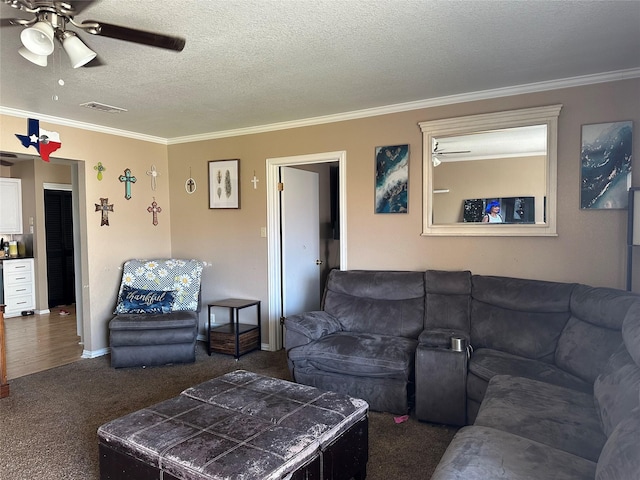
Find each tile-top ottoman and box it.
[98,370,369,480]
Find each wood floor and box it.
[4,305,83,380]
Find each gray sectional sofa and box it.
[284,269,640,479]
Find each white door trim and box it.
[266,151,347,351]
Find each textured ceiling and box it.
[0,0,639,141]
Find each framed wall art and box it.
[580,121,632,209]
[375,144,409,213]
[209,159,240,209]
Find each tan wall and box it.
[168,78,639,347]
[1,77,638,354]
[0,115,171,354]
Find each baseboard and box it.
[36,309,50,315]
[82,347,110,359]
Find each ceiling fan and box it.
[432,141,471,155]
[431,141,471,166]
[2,0,186,68]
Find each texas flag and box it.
[15,118,62,162]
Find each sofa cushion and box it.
[425,269,471,333]
[109,311,199,331]
[467,348,591,403]
[470,276,574,362]
[554,286,639,385]
[115,286,175,314]
[284,311,343,343]
[555,316,623,384]
[322,270,425,338]
[287,332,417,380]
[571,284,640,330]
[595,406,640,480]
[431,425,597,480]
[622,301,640,367]
[593,344,640,437]
[474,375,606,462]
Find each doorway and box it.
[266,151,347,351]
[44,187,75,307]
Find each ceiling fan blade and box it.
[435,150,471,155]
[82,20,185,51]
[0,151,18,166]
[0,17,31,27]
[68,0,101,16]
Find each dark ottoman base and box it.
[98,370,368,480]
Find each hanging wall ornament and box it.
[147,198,162,226]
[15,118,62,162]
[119,168,137,200]
[251,170,259,189]
[146,164,160,191]
[94,162,106,181]
[95,198,114,226]
[185,167,196,194]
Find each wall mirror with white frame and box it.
[419,104,562,236]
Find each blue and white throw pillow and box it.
[117,286,175,314]
[115,259,204,313]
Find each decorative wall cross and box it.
[95,198,114,226]
[119,168,137,199]
[147,198,162,226]
[94,162,106,181]
[146,164,159,191]
[185,177,196,194]
[251,170,259,189]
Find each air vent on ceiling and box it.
[80,102,128,114]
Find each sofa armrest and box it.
[284,311,342,349]
[419,328,470,349]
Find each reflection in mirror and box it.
[420,105,562,236]
[433,125,546,224]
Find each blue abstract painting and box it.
[375,144,409,213]
[581,121,632,209]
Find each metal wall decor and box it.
[119,168,137,200]
[94,162,106,180]
[15,118,62,162]
[185,167,196,194]
[95,198,114,226]
[146,164,160,191]
[147,198,161,226]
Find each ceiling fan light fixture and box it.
[20,20,55,56]
[18,46,48,67]
[59,31,96,68]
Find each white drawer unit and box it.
[3,258,35,318]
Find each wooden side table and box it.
[207,299,261,359]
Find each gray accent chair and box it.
[285,269,425,414]
[109,259,203,368]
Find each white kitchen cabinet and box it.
[0,178,23,234]
[3,258,35,318]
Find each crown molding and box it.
[2,68,639,145]
[0,106,168,145]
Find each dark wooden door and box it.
[44,189,75,308]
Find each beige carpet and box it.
[0,343,456,479]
